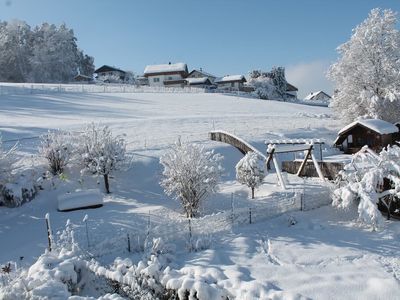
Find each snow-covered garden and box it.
[0,87,399,299]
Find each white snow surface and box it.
[0,88,399,299]
[338,118,399,135]
[144,62,187,75]
[186,77,210,84]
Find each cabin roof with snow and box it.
[215,75,246,84]
[334,119,399,154]
[338,119,399,136]
[94,65,126,74]
[143,63,188,77]
[305,91,331,100]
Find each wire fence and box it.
[47,189,331,260]
[0,83,207,95]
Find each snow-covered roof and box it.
[215,75,246,83]
[304,91,331,100]
[144,63,187,75]
[186,77,211,84]
[188,69,216,78]
[338,119,399,135]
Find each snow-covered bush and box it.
[236,152,265,199]
[0,134,16,185]
[328,8,400,123]
[160,141,223,218]
[332,145,400,228]
[248,67,288,101]
[78,123,127,194]
[39,129,73,175]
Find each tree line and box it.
[0,19,94,83]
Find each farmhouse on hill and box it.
[186,77,213,88]
[334,118,400,154]
[215,75,247,91]
[305,91,331,101]
[94,65,127,82]
[286,83,298,99]
[144,62,189,87]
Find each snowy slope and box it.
[0,90,399,299]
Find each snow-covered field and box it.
[0,89,399,299]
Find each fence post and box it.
[127,233,131,252]
[45,213,52,252]
[249,207,252,224]
[83,214,90,249]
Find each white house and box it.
[215,75,246,91]
[144,62,188,87]
[305,91,331,101]
[187,69,217,82]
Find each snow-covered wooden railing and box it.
[208,130,266,160]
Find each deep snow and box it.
[0,89,399,299]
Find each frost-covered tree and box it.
[328,8,400,123]
[248,68,288,100]
[0,133,16,186]
[39,130,73,175]
[333,145,400,228]
[160,141,223,218]
[79,123,127,194]
[0,20,32,82]
[236,152,265,199]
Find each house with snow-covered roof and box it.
[334,118,400,154]
[305,91,331,102]
[94,65,126,82]
[144,62,188,87]
[187,69,217,83]
[186,77,213,88]
[215,75,246,91]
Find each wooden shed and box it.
[334,119,399,154]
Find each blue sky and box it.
[1,0,400,97]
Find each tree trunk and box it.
[104,174,110,194]
[251,187,255,199]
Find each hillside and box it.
[0,90,399,300]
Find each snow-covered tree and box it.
[0,20,32,82]
[79,123,127,194]
[236,152,265,199]
[39,130,73,175]
[333,145,400,228]
[0,133,16,186]
[328,8,400,123]
[248,73,277,100]
[160,141,223,218]
[248,67,288,100]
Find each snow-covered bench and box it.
[57,189,103,212]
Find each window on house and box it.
[168,77,173,80]
[231,82,235,87]
[153,78,160,82]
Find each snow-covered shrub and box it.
[0,134,16,185]
[39,129,73,175]
[1,169,38,207]
[236,152,265,199]
[248,67,288,101]
[160,141,223,218]
[78,123,127,193]
[332,145,400,228]
[328,8,400,123]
